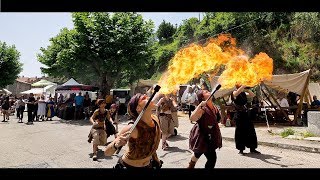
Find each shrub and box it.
[280,128,295,138]
[300,131,316,138]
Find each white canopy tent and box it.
[44,84,57,96]
[32,79,56,87]
[20,88,44,95]
[0,88,12,95]
[55,78,98,100]
[62,78,81,86]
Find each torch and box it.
[206,84,222,102]
[115,85,161,154]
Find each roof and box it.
[15,79,32,85]
[17,76,41,84]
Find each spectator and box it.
[1,96,10,122]
[16,96,26,123]
[182,86,198,121]
[37,95,47,121]
[46,97,55,121]
[74,92,84,120]
[26,93,36,125]
[311,95,320,108]
[277,93,289,108]
[83,94,92,121]
[33,97,40,121]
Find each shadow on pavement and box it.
[160,146,192,158]
[244,152,303,167]
[53,119,92,126]
[168,135,188,142]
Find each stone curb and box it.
[222,137,320,154]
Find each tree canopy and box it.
[0,41,22,88]
[38,12,155,96]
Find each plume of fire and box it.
[158,34,273,94]
[218,53,273,89]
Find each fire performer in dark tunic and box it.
[188,89,222,169]
[231,84,261,155]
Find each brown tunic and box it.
[189,104,222,153]
[159,98,174,113]
[124,115,161,160]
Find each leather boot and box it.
[187,160,196,169]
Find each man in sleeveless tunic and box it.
[156,94,175,150]
[89,99,108,161]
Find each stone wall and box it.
[307,111,320,136]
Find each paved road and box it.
[1,113,320,168]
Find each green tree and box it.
[0,41,22,88]
[38,12,155,96]
[156,20,176,44]
[175,17,200,47]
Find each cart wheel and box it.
[174,128,178,136]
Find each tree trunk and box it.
[99,74,114,99]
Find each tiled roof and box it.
[17,76,41,84]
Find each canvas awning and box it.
[263,69,310,96]
[137,79,158,87]
[209,69,311,100]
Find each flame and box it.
[218,53,273,89]
[158,34,273,94]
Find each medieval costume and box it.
[231,86,260,154]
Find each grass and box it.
[280,128,295,138]
[300,131,316,138]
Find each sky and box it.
[0,13,202,77]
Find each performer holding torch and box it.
[231,84,260,155]
[188,85,222,169]
[104,85,163,169]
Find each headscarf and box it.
[127,93,143,120]
[96,99,106,107]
